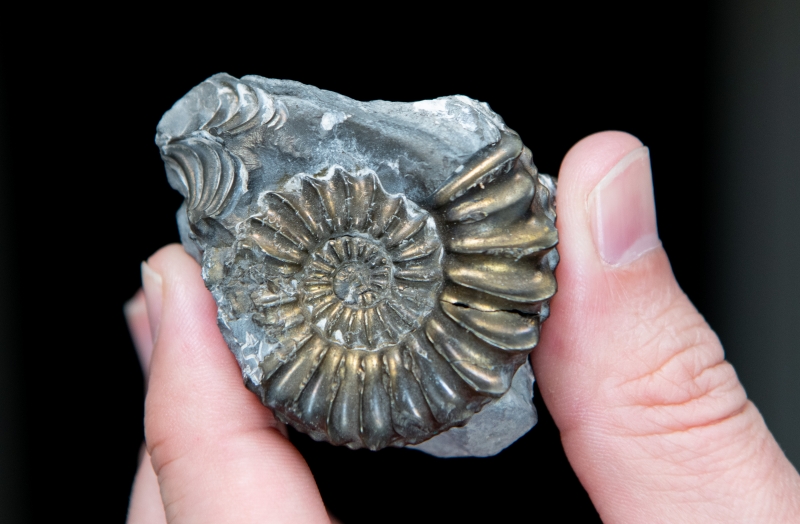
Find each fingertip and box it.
[560,131,644,187]
[145,243,195,270]
[553,132,648,276]
[123,288,147,321]
[124,289,154,374]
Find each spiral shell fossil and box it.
[157,74,558,452]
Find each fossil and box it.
[156,74,558,453]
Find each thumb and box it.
[532,131,800,522]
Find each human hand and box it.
[125,131,800,523]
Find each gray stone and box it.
[156,73,558,457]
[410,360,537,457]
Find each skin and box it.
[125,132,800,523]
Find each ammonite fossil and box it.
[156,74,558,454]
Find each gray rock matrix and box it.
[156,73,558,457]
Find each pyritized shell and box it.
[157,74,558,450]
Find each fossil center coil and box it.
[240,171,444,354]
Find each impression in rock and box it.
[156,74,559,451]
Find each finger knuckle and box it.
[612,294,748,436]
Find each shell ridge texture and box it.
[158,74,558,452]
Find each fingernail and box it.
[588,146,661,266]
[141,261,164,344]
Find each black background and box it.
[1,2,798,522]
